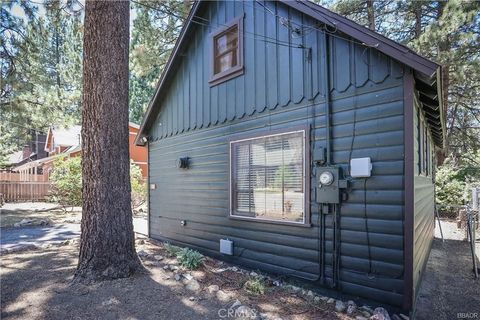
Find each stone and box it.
[231,267,238,272]
[399,314,409,320]
[327,298,335,304]
[137,250,149,257]
[169,265,179,271]
[163,265,169,270]
[188,296,196,301]
[185,279,201,292]
[183,273,193,280]
[320,296,329,301]
[355,317,368,320]
[259,313,269,320]
[154,255,164,261]
[272,280,281,287]
[235,306,256,319]
[207,284,219,293]
[361,310,372,318]
[306,290,314,299]
[347,303,357,315]
[250,271,258,277]
[230,299,242,309]
[335,300,346,313]
[136,239,145,245]
[174,274,181,281]
[314,296,321,303]
[361,306,375,314]
[290,285,301,293]
[216,290,231,303]
[373,307,391,320]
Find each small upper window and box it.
[210,16,244,86]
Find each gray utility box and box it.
[220,239,233,255]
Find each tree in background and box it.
[76,0,142,282]
[0,0,83,165]
[128,0,191,124]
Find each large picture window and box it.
[230,130,307,224]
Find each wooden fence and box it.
[0,171,47,182]
[0,181,52,202]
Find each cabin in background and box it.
[136,0,444,314]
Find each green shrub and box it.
[130,161,147,208]
[164,242,182,257]
[50,157,82,206]
[176,247,204,269]
[244,276,266,295]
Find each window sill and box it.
[229,214,311,228]
[209,66,244,87]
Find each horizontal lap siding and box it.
[148,0,406,308]
[412,97,434,300]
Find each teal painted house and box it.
[136,0,445,313]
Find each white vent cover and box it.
[220,239,233,255]
[350,157,372,178]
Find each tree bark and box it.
[366,0,375,31]
[75,0,142,283]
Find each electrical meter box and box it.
[316,167,348,204]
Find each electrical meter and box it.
[315,167,348,204]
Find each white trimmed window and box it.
[230,130,307,224]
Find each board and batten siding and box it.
[147,1,406,307]
[412,93,435,302]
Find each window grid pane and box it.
[232,131,305,223]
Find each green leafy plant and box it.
[176,247,204,270]
[164,242,182,257]
[244,276,267,295]
[49,157,82,206]
[130,161,147,209]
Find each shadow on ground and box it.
[0,247,224,320]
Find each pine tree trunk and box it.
[75,0,143,283]
[366,0,375,31]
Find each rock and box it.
[230,299,242,309]
[174,274,181,281]
[320,296,329,301]
[355,317,368,320]
[306,290,314,299]
[290,285,301,293]
[361,310,372,318]
[183,273,193,280]
[207,284,219,293]
[272,280,281,287]
[185,279,201,292]
[163,265,169,270]
[314,296,321,303]
[399,314,409,320]
[335,300,346,313]
[136,239,145,245]
[250,271,258,277]
[137,250,149,257]
[259,313,269,320]
[327,298,335,304]
[231,267,238,272]
[373,307,391,320]
[216,290,231,303]
[347,303,357,315]
[163,276,171,280]
[188,296,196,301]
[235,305,256,319]
[169,265,179,271]
[361,306,375,314]
[154,255,164,261]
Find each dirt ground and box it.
[0,240,355,320]
[415,221,480,320]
